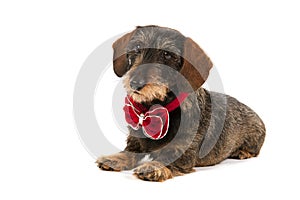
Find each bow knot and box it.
[138,113,145,125]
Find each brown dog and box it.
[96,25,266,181]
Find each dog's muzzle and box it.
[130,78,146,91]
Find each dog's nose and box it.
[130,79,146,91]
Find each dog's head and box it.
[113,25,213,103]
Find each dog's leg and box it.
[133,146,196,181]
[134,161,173,182]
[133,160,193,182]
[230,123,266,160]
[97,135,143,171]
[96,151,140,171]
[230,149,258,159]
[230,133,265,159]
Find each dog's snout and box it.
[130,79,146,91]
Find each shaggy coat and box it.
[97,25,266,182]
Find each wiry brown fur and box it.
[97,25,266,182]
[122,59,169,103]
[130,84,168,103]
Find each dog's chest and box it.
[138,154,153,165]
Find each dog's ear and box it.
[180,37,213,90]
[113,31,135,77]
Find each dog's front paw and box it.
[134,161,172,182]
[96,153,131,171]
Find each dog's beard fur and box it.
[123,72,169,103]
[131,84,168,103]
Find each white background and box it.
[1,0,300,199]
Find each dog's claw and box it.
[98,161,117,171]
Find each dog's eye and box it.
[163,51,172,60]
[134,44,141,54]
